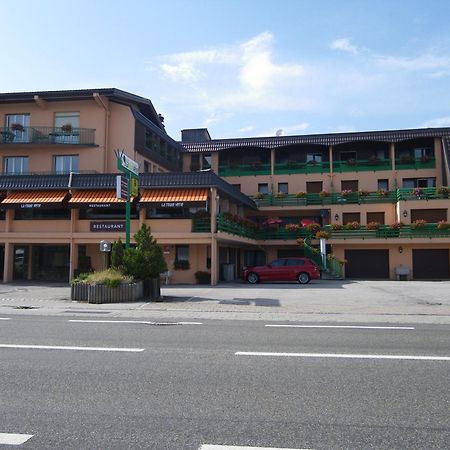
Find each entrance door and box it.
[412,249,449,279]
[32,245,70,282]
[345,249,389,279]
[13,246,29,280]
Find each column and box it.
[211,235,218,286]
[3,242,13,283]
[270,149,275,176]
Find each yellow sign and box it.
[130,177,139,197]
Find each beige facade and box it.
[0,89,449,284]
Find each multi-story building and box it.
[0,88,449,284]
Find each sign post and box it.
[115,150,139,248]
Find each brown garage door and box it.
[345,249,389,279]
[412,249,450,279]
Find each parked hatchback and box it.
[243,257,320,284]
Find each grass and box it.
[73,268,133,287]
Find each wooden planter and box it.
[71,281,143,304]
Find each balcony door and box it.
[54,112,80,144]
[6,114,30,143]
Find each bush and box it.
[111,238,124,270]
[344,221,360,230]
[366,221,381,230]
[437,220,449,230]
[411,219,427,229]
[74,269,132,286]
[195,271,211,284]
[306,222,321,232]
[295,191,306,198]
[315,230,330,239]
[123,224,167,280]
[330,223,343,230]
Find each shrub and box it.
[315,230,330,239]
[341,189,352,197]
[319,190,330,198]
[285,223,301,232]
[306,222,321,232]
[194,271,211,284]
[437,220,449,230]
[330,223,343,230]
[366,221,381,230]
[295,191,306,198]
[436,186,449,195]
[411,219,427,229]
[111,238,124,270]
[358,190,370,197]
[389,221,404,230]
[123,224,167,280]
[276,191,287,198]
[344,221,360,230]
[75,268,132,286]
[377,189,389,197]
[254,192,264,199]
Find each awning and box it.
[69,189,127,208]
[1,190,69,209]
[139,188,208,207]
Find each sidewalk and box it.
[0,280,449,324]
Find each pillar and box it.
[3,242,13,283]
[211,236,218,286]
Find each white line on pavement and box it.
[0,318,11,320]
[0,433,33,445]
[265,325,415,330]
[0,344,144,352]
[68,320,202,325]
[235,352,450,361]
[199,446,311,450]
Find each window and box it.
[306,153,322,163]
[341,180,359,191]
[367,212,385,224]
[144,161,150,173]
[258,183,269,195]
[4,156,28,174]
[54,112,80,143]
[202,153,212,170]
[306,181,323,193]
[54,155,79,174]
[190,154,200,171]
[377,179,389,191]
[270,259,286,267]
[403,178,436,188]
[414,147,433,159]
[176,245,189,261]
[79,206,138,220]
[5,114,30,142]
[343,212,360,224]
[14,209,70,220]
[286,259,304,266]
[278,183,288,194]
[340,151,357,161]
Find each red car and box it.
[243,257,321,284]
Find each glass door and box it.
[13,246,29,280]
[6,114,30,143]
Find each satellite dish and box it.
[276,129,283,136]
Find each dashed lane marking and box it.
[0,318,11,320]
[265,325,415,330]
[68,319,202,325]
[235,351,450,361]
[0,344,144,352]
[0,433,33,445]
[199,445,312,450]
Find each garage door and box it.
[412,249,449,279]
[344,249,389,279]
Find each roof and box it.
[181,127,450,152]
[0,88,165,131]
[139,188,208,203]
[1,190,68,207]
[0,171,256,210]
[68,189,126,205]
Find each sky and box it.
[1,0,450,140]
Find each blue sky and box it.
[2,0,450,140]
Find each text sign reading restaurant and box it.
[90,221,126,232]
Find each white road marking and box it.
[235,352,450,361]
[199,446,311,450]
[0,344,144,352]
[0,433,33,445]
[0,318,11,320]
[265,325,415,330]
[68,320,202,325]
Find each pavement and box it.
[1,279,449,324]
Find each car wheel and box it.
[247,272,259,284]
[297,272,310,284]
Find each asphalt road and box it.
[1,315,449,449]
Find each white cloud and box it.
[330,38,358,55]
[375,53,450,72]
[256,122,309,137]
[238,125,254,133]
[422,116,450,127]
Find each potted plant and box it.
[306,222,321,233]
[366,221,381,230]
[330,223,343,230]
[344,221,360,230]
[315,230,330,239]
[377,188,389,198]
[411,219,427,229]
[436,186,449,197]
[61,123,73,133]
[276,191,287,199]
[358,189,370,197]
[341,189,353,197]
[389,221,404,230]
[285,223,301,232]
[437,220,449,230]
[296,237,305,246]
[295,191,306,198]
[11,123,25,132]
[319,190,330,198]
[254,192,264,199]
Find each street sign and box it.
[130,177,138,197]
[116,150,139,176]
[100,240,111,252]
[116,175,128,200]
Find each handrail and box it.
[0,126,96,145]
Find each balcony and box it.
[0,126,96,146]
[332,158,392,173]
[396,187,449,201]
[218,163,271,177]
[274,161,330,175]
[252,191,397,207]
[395,157,435,170]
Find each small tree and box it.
[123,224,167,280]
[110,238,124,270]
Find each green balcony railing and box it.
[395,157,435,170]
[0,126,96,146]
[274,161,331,175]
[396,187,449,201]
[192,218,211,232]
[333,159,392,172]
[218,163,271,177]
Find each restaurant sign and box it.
[20,203,42,209]
[90,221,125,232]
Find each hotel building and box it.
[0,89,449,284]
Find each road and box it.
[1,314,449,449]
